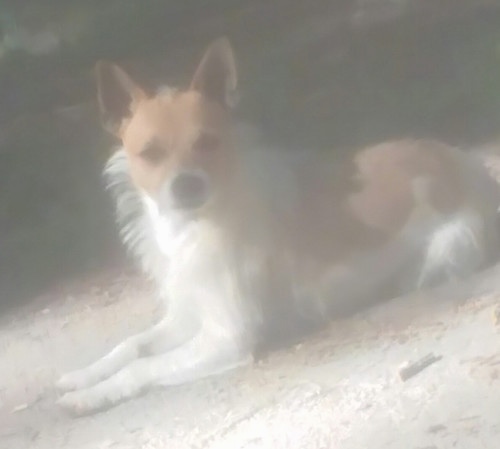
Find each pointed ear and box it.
[95,61,147,135]
[190,37,238,108]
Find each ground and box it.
[1,260,500,449]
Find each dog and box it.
[56,37,500,415]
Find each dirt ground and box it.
[1,258,500,449]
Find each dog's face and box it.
[96,38,238,215]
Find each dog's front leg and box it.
[58,332,252,416]
[56,314,198,392]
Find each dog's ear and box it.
[190,37,238,108]
[95,61,147,135]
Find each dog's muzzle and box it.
[170,171,209,210]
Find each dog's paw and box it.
[57,391,91,417]
[56,370,91,392]
[57,391,110,417]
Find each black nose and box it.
[170,173,207,209]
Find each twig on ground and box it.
[399,353,443,381]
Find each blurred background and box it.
[1,0,500,308]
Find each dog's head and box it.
[97,38,238,216]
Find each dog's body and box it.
[57,38,500,415]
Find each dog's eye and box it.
[193,132,219,153]
[140,143,166,164]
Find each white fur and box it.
[417,209,485,287]
[57,149,260,414]
[102,150,168,283]
[413,150,500,288]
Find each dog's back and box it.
[228,135,500,345]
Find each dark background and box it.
[1,0,500,307]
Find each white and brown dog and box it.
[57,37,500,415]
